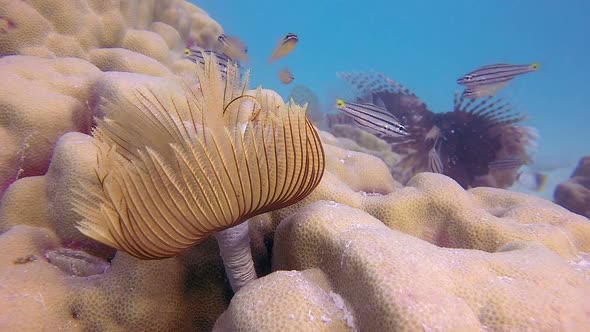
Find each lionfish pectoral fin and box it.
[428,148,444,174]
[371,95,386,109]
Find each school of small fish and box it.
[183,32,299,85]
[270,33,299,84]
[180,28,548,191]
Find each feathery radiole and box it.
[72,54,325,291]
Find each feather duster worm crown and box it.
[72,55,325,259]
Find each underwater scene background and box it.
[200,0,590,200]
[1,0,589,330]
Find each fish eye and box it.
[184,48,191,56]
[464,75,473,81]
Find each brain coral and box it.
[0,0,224,197]
[0,0,222,63]
[2,131,590,330]
[0,56,101,195]
[324,128,400,170]
[0,225,231,331]
[249,170,590,258]
[218,175,590,331]
[0,115,398,331]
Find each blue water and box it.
[198,0,589,196]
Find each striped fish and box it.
[335,99,408,137]
[184,47,234,78]
[458,63,539,87]
[457,63,539,98]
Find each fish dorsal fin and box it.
[477,63,511,70]
[371,95,386,109]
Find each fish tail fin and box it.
[517,171,548,192]
[534,172,548,192]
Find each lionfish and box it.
[332,71,538,189]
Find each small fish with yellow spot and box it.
[458,63,539,99]
[335,98,408,137]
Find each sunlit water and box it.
[198,0,590,200]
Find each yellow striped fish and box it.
[458,63,539,99]
[336,99,408,137]
[184,46,235,79]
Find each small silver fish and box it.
[335,99,408,137]
[458,63,539,98]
